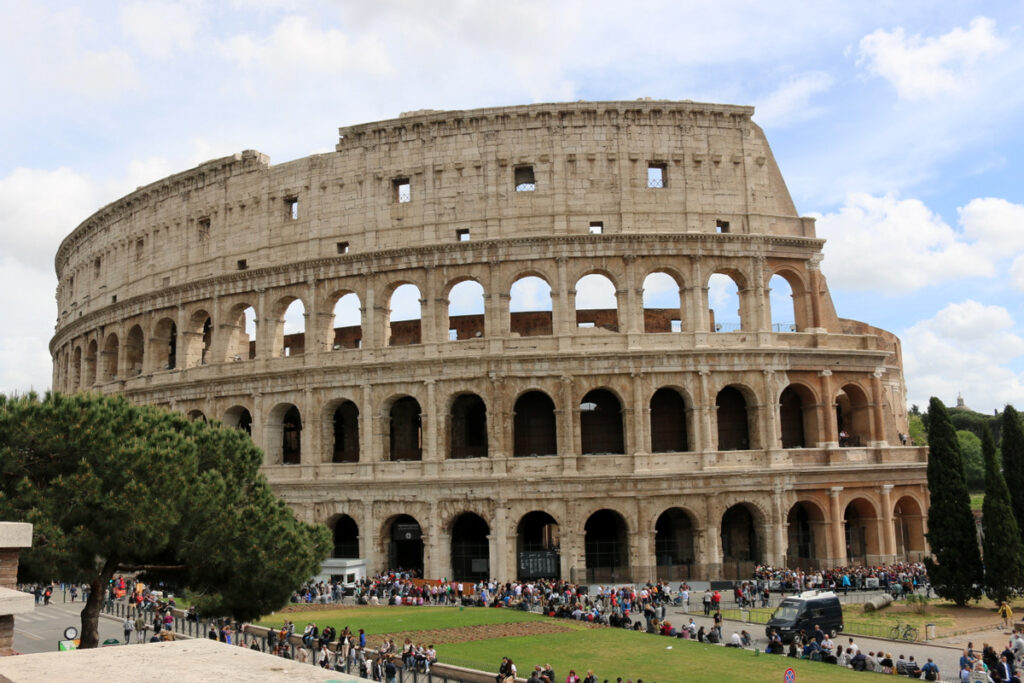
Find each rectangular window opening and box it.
[448,329,458,341]
[456,228,470,242]
[135,239,144,262]
[237,259,248,271]
[716,220,730,233]
[336,241,350,254]
[284,196,299,220]
[393,178,411,203]
[514,166,536,192]
[197,217,211,242]
[578,321,596,328]
[648,163,667,188]
[589,221,604,234]
[111,295,117,304]
[93,257,101,278]
[671,319,682,332]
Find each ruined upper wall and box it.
[52,100,813,323]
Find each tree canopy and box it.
[1001,405,1024,541]
[981,425,1024,604]
[0,392,330,648]
[923,397,982,606]
[957,430,984,491]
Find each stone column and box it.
[828,487,846,567]
[491,504,508,581]
[761,369,780,450]
[818,370,837,447]
[559,375,576,468]
[631,371,648,456]
[553,256,571,344]
[698,369,715,463]
[360,384,375,464]
[303,387,319,466]
[423,380,440,467]
[807,254,824,330]
[771,486,786,566]
[622,254,643,341]
[255,288,271,358]
[870,370,888,446]
[363,285,378,349]
[879,484,897,562]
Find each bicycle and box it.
[888,623,919,641]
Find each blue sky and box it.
[1,1,1023,413]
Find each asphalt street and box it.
[13,600,130,654]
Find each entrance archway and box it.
[385,515,424,576]
[333,515,359,558]
[786,501,828,570]
[844,498,881,564]
[450,513,490,581]
[721,504,762,580]
[893,496,926,561]
[584,509,629,583]
[516,511,560,580]
[655,508,695,580]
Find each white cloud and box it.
[389,284,421,321]
[120,1,199,59]
[903,300,1024,413]
[857,17,1005,100]
[0,255,58,395]
[958,197,1024,259]
[574,274,616,311]
[448,281,484,316]
[510,277,551,313]
[815,193,992,293]
[1010,255,1024,292]
[755,72,834,128]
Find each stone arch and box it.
[325,398,359,463]
[513,390,557,457]
[893,495,926,561]
[721,503,765,579]
[574,272,619,331]
[326,290,362,350]
[584,508,630,583]
[331,514,360,559]
[266,402,302,465]
[182,308,213,368]
[386,395,422,461]
[786,500,828,570]
[224,302,257,361]
[655,507,696,580]
[125,325,144,376]
[449,393,488,459]
[186,409,206,422]
[273,296,306,357]
[382,514,424,575]
[509,274,553,337]
[516,511,561,580]
[844,496,881,565]
[650,386,691,453]
[446,279,486,340]
[780,383,820,448]
[223,405,252,436]
[716,384,754,450]
[707,269,748,332]
[100,332,119,382]
[768,268,810,332]
[580,387,625,455]
[450,512,490,581]
[836,382,872,446]
[642,270,684,333]
[83,339,98,387]
[384,281,422,347]
[70,345,82,389]
[151,316,177,370]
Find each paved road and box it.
[13,601,130,654]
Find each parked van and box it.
[765,590,843,642]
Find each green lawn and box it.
[270,606,865,683]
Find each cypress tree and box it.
[1001,405,1024,538]
[923,397,983,605]
[982,425,1024,604]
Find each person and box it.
[582,671,597,683]
[134,613,147,643]
[208,623,217,640]
[997,653,1016,682]
[879,652,894,675]
[713,610,723,639]
[123,616,133,645]
[702,590,711,615]
[385,655,398,683]
[424,644,436,673]
[1001,602,1015,630]
[728,631,742,647]
[319,643,331,668]
[920,657,940,681]
[543,663,556,683]
[566,671,581,683]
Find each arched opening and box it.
[332,515,359,559]
[836,384,872,447]
[780,385,810,448]
[125,325,144,376]
[584,509,629,583]
[449,394,488,459]
[100,333,118,382]
[516,511,560,580]
[786,501,828,571]
[643,271,683,333]
[223,405,252,436]
[282,405,302,464]
[186,409,206,422]
[389,397,422,461]
[330,292,362,350]
[388,283,421,346]
[655,508,695,580]
[768,274,797,332]
[716,386,750,450]
[83,340,97,387]
[650,387,689,452]
[893,496,926,561]
[450,513,490,581]
[574,273,618,331]
[183,310,213,367]
[385,515,423,575]
[708,272,742,332]
[152,317,177,370]
[580,388,624,454]
[721,504,762,580]
[844,498,881,565]
[509,275,552,337]
[71,346,82,389]
[280,298,306,357]
[447,280,485,340]
[225,304,257,361]
[513,391,557,457]
[332,400,360,463]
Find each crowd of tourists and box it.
[751,562,930,595]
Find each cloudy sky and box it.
[2,1,1023,413]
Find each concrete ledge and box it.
[0,588,35,616]
[0,523,32,549]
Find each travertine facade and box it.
[51,100,927,582]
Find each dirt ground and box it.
[364,620,579,648]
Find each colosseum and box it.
[50,99,928,583]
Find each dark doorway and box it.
[513,391,557,456]
[282,405,302,464]
[333,515,359,558]
[333,401,360,463]
[516,511,560,580]
[451,513,490,581]
[716,386,749,450]
[580,389,624,454]
[650,388,689,452]
[584,509,629,583]
[388,515,424,575]
[655,508,695,580]
[779,386,806,448]
[450,394,488,459]
[389,397,422,461]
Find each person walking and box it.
[1000,601,1014,630]
[134,613,147,643]
[123,616,134,645]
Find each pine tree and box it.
[1001,405,1024,540]
[923,397,983,605]
[982,425,1024,604]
